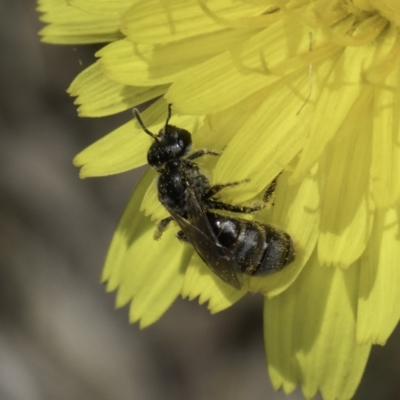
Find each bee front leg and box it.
[154,216,174,240]
[187,149,221,160]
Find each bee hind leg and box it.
[204,179,250,199]
[206,199,265,214]
[263,176,279,203]
[154,216,174,240]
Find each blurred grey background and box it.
[1,1,400,399]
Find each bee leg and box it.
[154,216,174,240]
[204,179,250,199]
[176,230,188,242]
[263,173,282,203]
[187,149,221,160]
[263,177,278,203]
[206,199,265,214]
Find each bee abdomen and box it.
[255,227,295,275]
[234,221,266,275]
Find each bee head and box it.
[133,105,192,170]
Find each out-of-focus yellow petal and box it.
[357,207,400,345]
[122,0,267,44]
[318,89,375,268]
[371,65,400,208]
[125,221,188,328]
[68,0,133,16]
[38,0,122,44]
[103,170,155,289]
[68,62,168,117]
[97,29,254,86]
[265,252,371,399]
[249,165,320,297]
[182,254,246,313]
[103,170,188,328]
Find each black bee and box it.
[172,189,294,289]
[133,105,295,289]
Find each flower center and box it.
[352,0,375,12]
[349,0,400,27]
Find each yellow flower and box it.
[38,0,400,399]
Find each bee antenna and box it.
[132,108,158,140]
[165,104,172,129]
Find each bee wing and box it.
[168,190,242,289]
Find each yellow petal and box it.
[103,169,155,289]
[182,253,246,313]
[38,0,121,44]
[249,165,320,297]
[357,207,400,345]
[122,0,267,44]
[74,99,204,177]
[73,101,162,178]
[371,65,400,208]
[191,101,254,152]
[264,252,371,399]
[212,70,312,203]
[167,18,340,115]
[291,44,377,182]
[97,41,172,86]
[103,170,187,328]
[68,61,168,117]
[68,0,133,16]
[318,89,374,268]
[97,29,254,86]
[126,223,187,328]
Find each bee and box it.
[133,105,295,289]
[172,189,295,289]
